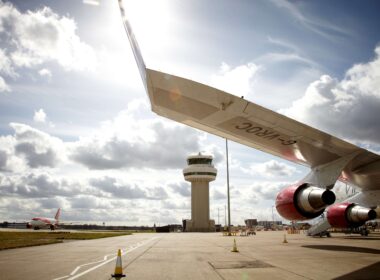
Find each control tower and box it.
[183,153,217,232]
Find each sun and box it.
[122,0,175,56]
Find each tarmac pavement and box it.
[0,231,379,280]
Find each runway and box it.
[0,231,379,279]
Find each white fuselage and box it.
[30,217,57,229]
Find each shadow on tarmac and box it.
[302,245,380,254]
[333,261,380,280]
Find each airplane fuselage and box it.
[29,217,58,230]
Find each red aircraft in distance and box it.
[26,208,61,230]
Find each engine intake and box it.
[276,183,336,220]
[327,203,377,228]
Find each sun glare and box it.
[124,0,175,57]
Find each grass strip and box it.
[0,231,132,250]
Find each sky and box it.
[0,0,379,226]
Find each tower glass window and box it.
[187,158,212,165]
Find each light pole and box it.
[226,138,231,233]
[224,205,227,227]
[271,205,275,229]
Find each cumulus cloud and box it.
[169,182,190,197]
[33,109,46,123]
[250,181,290,201]
[0,173,88,198]
[0,150,7,170]
[0,123,63,171]
[0,99,223,172]
[0,76,10,92]
[90,176,168,200]
[70,100,220,170]
[253,160,296,178]
[0,48,16,77]
[0,1,96,88]
[161,200,189,210]
[10,123,63,168]
[212,189,226,200]
[71,123,200,170]
[38,68,52,78]
[281,46,380,146]
[90,176,148,199]
[210,62,260,98]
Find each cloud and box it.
[0,76,10,92]
[90,176,148,199]
[250,181,290,201]
[212,189,226,200]
[161,200,189,210]
[90,176,168,200]
[71,123,200,170]
[0,1,96,88]
[0,150,7,170]
[147,186,168,200]
[257,52,317,68]
[0,48,16,77]
[37,197,67,209]
[0,123,63,171]
[269,0,351,40]
[0,172,86,198]
[38,68,52,78]
[70,100,209,170]
[70,195,115,209]
[82,0,100,6]
[169,182,190,197]
[0,99,223,172]
[210,62,260,98]
[33,109,46,123]
[253,160,296,178]
[281,46,380,146]
[10,123,63,168]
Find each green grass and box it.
[0,231,132,250]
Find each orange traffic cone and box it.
[111,249,126,278]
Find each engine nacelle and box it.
[276,183,336,220]
[327,203,377,228]
[26,223,32,229]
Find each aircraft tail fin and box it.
[55,208,61,221]
[118,0,147,92]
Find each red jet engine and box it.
[327,203,377,228]
[276,183,336,220]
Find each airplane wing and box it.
[118,0,380,191]
[145,70,380,190]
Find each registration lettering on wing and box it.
[218,117,297,146]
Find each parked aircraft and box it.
[118,0,379,235]
[26,208,61,230]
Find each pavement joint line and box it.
[207,261,226,280]
[236,244,315,280]
[52,237,159,280]
[115,236,163,277]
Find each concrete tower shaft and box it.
[183,154,217,232]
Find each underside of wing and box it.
[145,69,380,190]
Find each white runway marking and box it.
[52,237,158,280]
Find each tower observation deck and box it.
[183,153,217,232]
